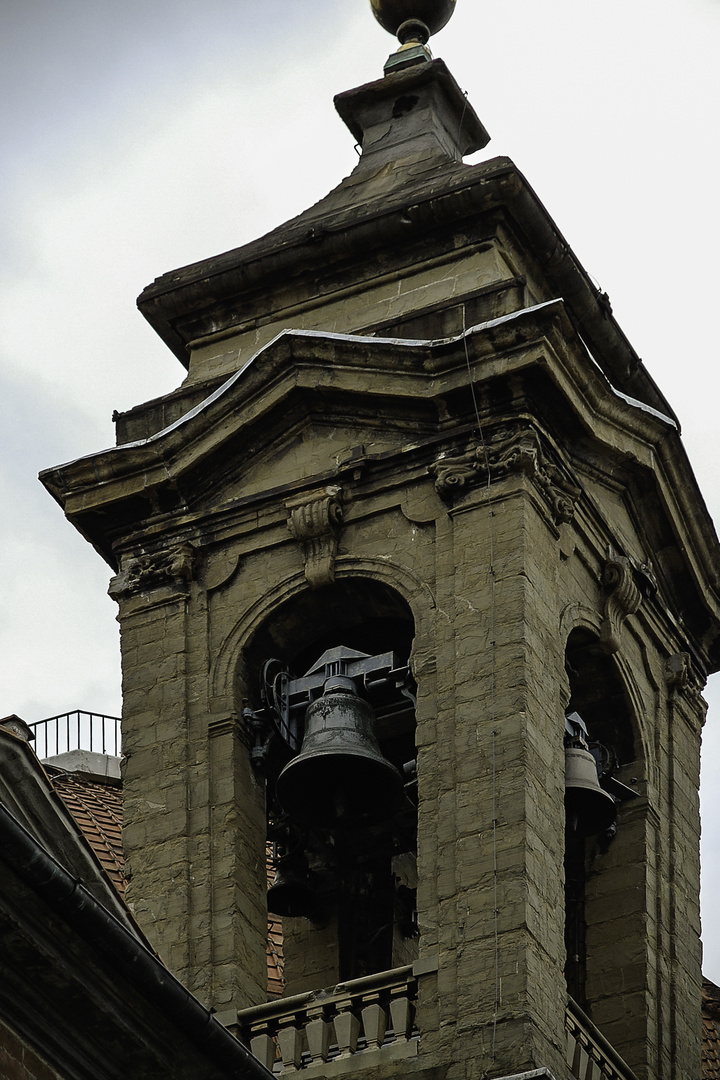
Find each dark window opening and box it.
[242,580,418,996]
[563,629,638,1009]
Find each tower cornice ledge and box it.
[40,305,720,668]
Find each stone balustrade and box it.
[236,959,437,1073]
[566,999,639,1080]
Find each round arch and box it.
[560,603,648,772]
[211,557,435,708]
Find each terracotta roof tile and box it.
[51,773,125,896]
[704,979,720,1079]
[266,851,285,997]
[267,914,285,998]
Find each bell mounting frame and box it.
[250,645,415,758]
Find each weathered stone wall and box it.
[43,54,719,1078]
[118,566,268,1012]
[112,369,710,1080]
[556,464,708,1080]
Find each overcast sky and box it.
[2,0,720,977]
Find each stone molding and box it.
[429,423,580,525]
[208,716,239,740]
[286,486,344,589]
[109,542,195,599]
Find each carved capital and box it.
[286,486,344,589]
[600,552,642,653]
[429,422,581,526]
[429,450,479,497]
[109,542,195,599]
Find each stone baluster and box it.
[388,986,414,1041]
[237,962,426,1071]
[250,1026,276,1072]
[276,1021,304,1071]
[360,992,387,1050]
[333,998,361,1058]
[305,1003,332,1064]
[569,1030,595,1080]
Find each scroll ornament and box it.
[599,550,656,654]
[109,542,195,598]
[429,424,580,525]
[286,487,344,589]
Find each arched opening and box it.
[238,578,418,997]
[563,628,640,1010]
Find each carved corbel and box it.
[665,652,706,710]
[109,541,195,599]
[600,553,642,653]
[665,652,692,689]
[490,428,542,480]
[286,486,344,589]
[535,464,582,526]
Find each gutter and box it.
[0,800,273,1080]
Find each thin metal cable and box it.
[461,306,499,1070]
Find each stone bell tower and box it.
[41,3,720,1079]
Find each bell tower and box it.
[42,3,720,1078]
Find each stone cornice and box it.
[39,311,720,665]
[41,303,673,516]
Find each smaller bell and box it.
[565,746,616,836]
[267,857,319,919]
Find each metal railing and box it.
[566,998,639,1080]
[28,711,122,761]
[237,960,437,1073]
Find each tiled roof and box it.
[704,979,720,1079]
[267,851,285,999]
[50,772,125,895]
[52,770,285,996]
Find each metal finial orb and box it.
[370,0,456,40]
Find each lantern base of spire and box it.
[384,42,432,74]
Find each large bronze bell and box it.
[565,747,617,836]
[276,677,404,827]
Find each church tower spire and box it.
[42,5,720,1078]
